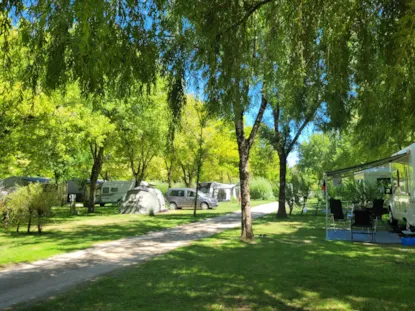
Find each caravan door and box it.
[391,162,413,224]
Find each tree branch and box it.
[287,102,322,153]
[247,95,268,149]
[218,0,274,37]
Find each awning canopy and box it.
[325,151,410,177]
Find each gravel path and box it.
[0,203,278,310]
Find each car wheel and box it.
[200,202,209,210]
[170,202,178,210]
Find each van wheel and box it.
[200,202,209,210]
[170,202,178,210]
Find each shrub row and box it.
[0,183,60,234]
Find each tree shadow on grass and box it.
[26,215,415,311]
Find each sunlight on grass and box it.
[0,200,273,267]
[24,213,415,311]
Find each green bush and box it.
[2,183,60,234]
[250,177,274,200]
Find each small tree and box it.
[2,184,59,234]
[3,186,31,233]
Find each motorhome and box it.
[389,143,415,230]
[95,180,135,206]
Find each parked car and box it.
[166,188,218,210]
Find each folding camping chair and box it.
[329,199,348,229]
[351,209,377,242]
[372,199,387,222]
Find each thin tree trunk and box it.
[88,146,105,213]
[27,209,32,233]
[277,154,288,218]
[167,162,173,188]
[2,211,8,233]
[194,167,201,217]
[37,210,42,234]
[193,127,204,216]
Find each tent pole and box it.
[324,173,328,240]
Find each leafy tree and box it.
[250,137,279,182]
[2,183,59,233]
[1,1,159,97]
[163,0,269,241]
[115,87,169,187]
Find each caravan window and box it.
[393,163,410,195]
[111,187,118,193]
[102,187,109,194]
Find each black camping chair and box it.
[372,199,387,221]
[330,199,347,229]
[351,209,377,242]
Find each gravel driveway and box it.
[0,202,278,310]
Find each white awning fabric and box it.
[325,151,410,177]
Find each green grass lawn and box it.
[25,214,415,311]
[0,200,272,267]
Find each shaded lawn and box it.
[26,215,415,311]
[0,200,272,267]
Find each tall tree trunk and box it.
[193,165,201,217]
[239,154,253,240]
[233,95,267,241]
[166,161,173,188]
[88,146,105,213]
[193,125,205,217]
[277,154,288,218]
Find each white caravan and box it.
[198,182,237,202]
[389,143,415,230]
[95,180,135,206]
[354,167,392,194]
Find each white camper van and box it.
[389,143,415,230]
[95,180,135,206]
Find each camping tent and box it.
[119,186,167,215]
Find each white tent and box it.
[119,186,167,215]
